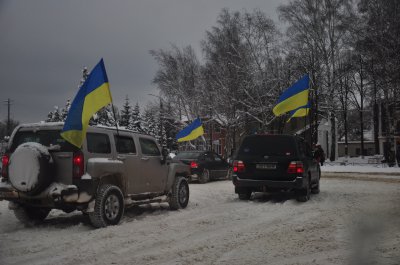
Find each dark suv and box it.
[232,134,320,202]
[173,151,229,183]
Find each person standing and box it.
[314,143,326,166]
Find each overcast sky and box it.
[0,0,285,123]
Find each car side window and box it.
[139,138,161,156]
[115,136,136,154]
[204,152,214,162]
[87,133,111,154]
[214,153,223,162]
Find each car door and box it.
[138,137,168,193]
[114,133,142,194]
[212,152,229,178]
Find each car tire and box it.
[89,184,125,228]
[296,177,311,202]
[238,191,252,200]
[199,169,210,184]
[9,143,53,195]
[311,170,321,194]
[169,177,189,210]
[12,203,50,226]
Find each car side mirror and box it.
[161,148,169,164]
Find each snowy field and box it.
[1,175,400,265]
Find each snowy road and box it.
[1,176,399,265]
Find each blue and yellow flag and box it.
[286,102,311,122]
[61,59,112,147]
[176,118,204,142]
[273,74,309,116]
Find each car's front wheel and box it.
[169,177,189,210]
[89,184,125,228]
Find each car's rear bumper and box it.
[232,174,306,193]
[0,179,93,206]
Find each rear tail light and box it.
[190,161,198,169]
[287,161,304,174]
[73,151,84,179]
[233,160,245,173]
[1,154,10,179]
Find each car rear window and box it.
[174,152,202,160]
[238,136,297,157]
[10,130,77,152]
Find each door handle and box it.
[141,157,149,161]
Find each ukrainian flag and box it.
[273,74,309,116]
[176,118,204,142]
[61,59,112,148]
[286,102,311,122]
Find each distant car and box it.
[232,134,320,202]
[173,151,229,183]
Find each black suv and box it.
[232,134,320,202]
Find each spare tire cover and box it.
[9,142,51,194]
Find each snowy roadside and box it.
[1,178,400,265]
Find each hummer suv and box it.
[0,122,191,228]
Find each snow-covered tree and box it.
[96,104,117,127]
[60,99,71,122]
[127,102,142,132]
[119,96,132,127]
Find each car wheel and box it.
[169,177,190,210]
[12,203,50,226]
[89,184,125,228]
[296,177,311,202]
[9,142,53,195]
[311,170,321,194]
[198,169,210,184]
[238,191,252,200]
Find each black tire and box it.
[89,184,125,228]
[238,191,252,200]
[9,143,53,195]
[311,170,321,194]
[296,177,311,202]
[198,169,210,184]
[13,204,50,226]
[169,177,190,210]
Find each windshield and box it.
[10,130,77,152]
[238,136,297,157]
[174,152,202,160]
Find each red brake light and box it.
[190,161,198,169]
[2,154,10,178]
[233,160,245,173]
[73,151,84,179]
[287,161,304,174]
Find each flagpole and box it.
[110,102,120,135]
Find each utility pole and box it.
[4,98,13,136]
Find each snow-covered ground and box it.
[1,175,399,265]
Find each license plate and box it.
[256,163,276,170]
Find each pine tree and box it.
[120,96,132,127]
[52,106,62,122]
[127,102,142,132]
[97,104,117,127]
[60,99,71,121]
[142,108,157,136]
